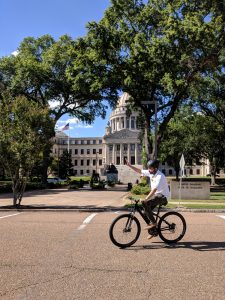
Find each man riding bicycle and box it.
[126,159,170,239]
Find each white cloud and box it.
[49,100,60,109]
[76,124,93,128]
[11,50,19,56]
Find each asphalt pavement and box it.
[0,210,225,299]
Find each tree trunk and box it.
[41,145,52,184]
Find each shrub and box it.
[131,184,150,195]
[139,176,149,187]
[68,185,79,190]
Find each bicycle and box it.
[109,199,186,248]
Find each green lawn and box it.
[127,191,225,209]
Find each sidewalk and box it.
[0,185,130,211]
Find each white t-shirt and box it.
[141,169,170,198]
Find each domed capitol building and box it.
[53,93,210,182]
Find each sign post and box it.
[179,154,185,206]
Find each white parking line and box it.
[217,215,225,220]
[77,213,98,230]
[0,213,22,219]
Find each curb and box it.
[0,207,225,213]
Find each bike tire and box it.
[109,214,141,248]
[158,211,186,244]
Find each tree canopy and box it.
[77,0,225,157]
[0,34,118,125]
[0,94,54,205]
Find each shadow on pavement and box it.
[0,185,128,200]
[124,241,225,252]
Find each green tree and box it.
[58,150,73,179]
[159,106,225,183]
[0,94,54,206]
[76,0,225,158]
[0,35,118,182]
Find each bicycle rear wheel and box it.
[158,211,186,244]
[109,214,141,248]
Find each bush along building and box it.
[52,93,210,183]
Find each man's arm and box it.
[144,188,157,200]
[126,159,142,174]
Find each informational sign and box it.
[179,154,185,177]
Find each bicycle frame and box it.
[130,200,162,225]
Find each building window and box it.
[116,157,120,165]
[130,144,135,151]
[197,169,200,175]
[99,149,102,154]
[75,149,78,155]
[131,117,135,129]
[81,149,84,155]
[99,139,102,144]
[87,140,90,144]
[74,160,77,166]
[80,170,83,175]
[75,140,79,145]
[74,170,77,175]
[87,149,90,154]
[99,159,102,166]
[131,156,135,165]
[93,149,96,154]
[190,169,193,175]
[81,160,84,166]
[87,159,90,166]
[126,118,129,128]
[69,149,72,154]
[81,140,84,145]
[93,140,96,144]
[162,169,166,175]
[86,170,90,174]
[123,144,128,151]
[121,117,124,128]
[116,144,120,151]
[109,145,113,151]
[93,159,96,166]
[169,169,173,175]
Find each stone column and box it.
[112,144,115,164]
[135,143,138,165]
[120,143,123,165]
[128,143,131,163]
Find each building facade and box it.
[52,92,211,182]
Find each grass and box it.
[126,191,225,209]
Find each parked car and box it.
[47,177,67,184]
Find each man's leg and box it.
[142,196,161,224]
[142,194,166,226]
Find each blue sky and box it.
[0,0,112,137]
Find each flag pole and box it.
[67,128,70,153]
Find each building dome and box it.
[108,92,139,133]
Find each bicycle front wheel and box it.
[109,214,141,248]
[158,211,186,244]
